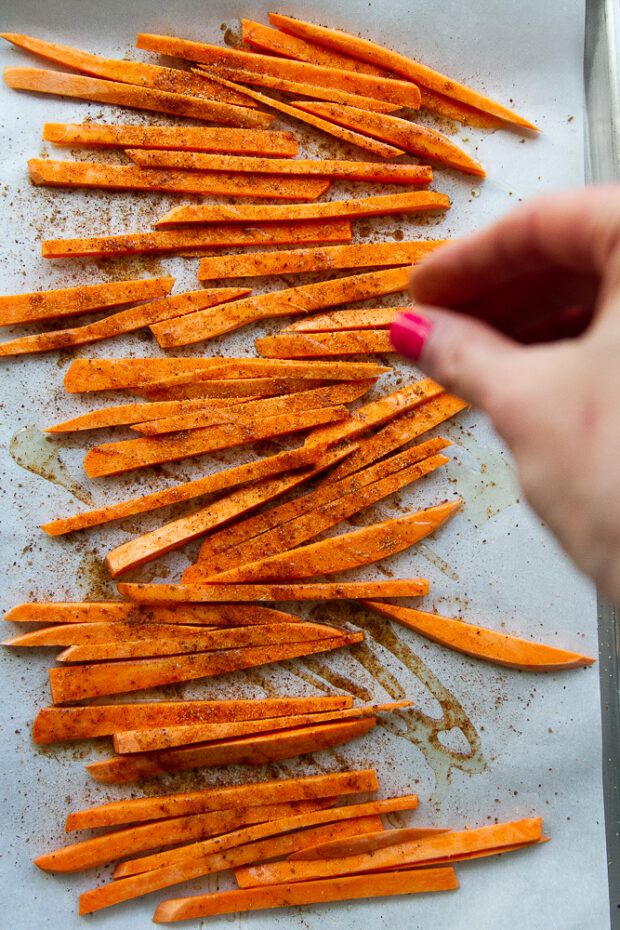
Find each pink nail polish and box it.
[390,311,433,360]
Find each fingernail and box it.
[390,311,433,360]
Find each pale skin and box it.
[391,186,620,605]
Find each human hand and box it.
[391,186,620,603]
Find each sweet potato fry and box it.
[4,67,272,126]
[136,150,433,186]
[5,601,297,625]
[197,238,447,281]
[41,446,324,536]
[30,159,328,200]
[50,633,362,703]
[6,621,227,647]
[43,122,298,155]
[114,701,411,753]
[195,64,403,112]
[291,101,485,176]
[151,267,411,348]
[58,620,342,662]
[35,697,351,746]
[84,406,348,479]
[0,288,252,356]
[134,381,372,435]
[86,716,373,785]
[42,219,349,260]
[45,397,242,434]
[0,275,174,327]
[66,768,373,830]
[36,799,331,873]
[257,330,394,357]
[1,33,256,105]
[268,14,538,130]
[237,817,543,886]
[289,826,450,859]
[104,459,336,576]
[153,869,457,922]
[136,34,420,107]
[210,500,461,583]
[284,306,402,332]
[117,580,430,602]
[362,601,596,670]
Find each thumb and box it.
[390,307,522,413]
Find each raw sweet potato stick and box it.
[4,602,297,625]
[284,306,402,332]
[256,330,395,357]
[117,580,430,602]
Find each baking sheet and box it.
[0,1,610,928]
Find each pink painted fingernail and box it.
[390,311,433,360]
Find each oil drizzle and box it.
[9,425,94,505]
[300,657,372,702]
[447,433,519,525]
[417,543,460,581]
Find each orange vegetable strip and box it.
[285,306,401,332]
[268,14,538,130]
[0,33,256,106]
[380,836,550,870]
[151,267,410,348]
[85,406,348,480]
[86,716,373,785]
[362,601,596,670]
[5,602,296,625]
[241,19,389,76]
[0,275,174,327]
[4,67,272,127]
[36,799,330,873]
[43,122,299,155]
[190,445,449,579]
[45,397,245,434]
[289,826,451,859]
[42,219,349,260]
[118,580,430,602]
[153,868,457,922]
[29,159,328,201]
[63,357,387,392]
[136,34,420,108]
[6,621,228,646]
[327,393,468,481]
[133,149,433,185]
[66,768,372,831]
[103,456,341,576]
[110,795,417,877]
[131,379,326,402]
[305,377,443,449]
[187,73,405,158]
[257,330,395,357]
[50,633,361,704]
[291,101,485,176]
[58,621,342,662]
[197,238,447,282]
[0,288,252,356]
[134,381,371,435]
[418,86,506,128]
[114,701,412,753]
[237,817,542,886]
[41,446,324,537]
[212,500,461,583]
[195,65,402,112]
[35,697,350,746]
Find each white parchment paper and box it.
[0,1,610,928]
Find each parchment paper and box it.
[0,1,610,928]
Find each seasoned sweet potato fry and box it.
[41,446,324,536]
[136,34,420,107]
[151,267,410,348]
[117,580,430,602]
[30,159,328,200]
[0,288,251,356]
[268,14,538,130]
[257,330,394,357]
[197,238,447,281]
[66,768,373,830]
[362,601,596,670]
[285,306,401,332]
[42,219,350,259]
[291,101,485,175]
[43,122,298,155]
[50,633,362,703]
[4,67,272,126]
[5,601,296,625]
[6,621,228,647]
[45,397,242,434]
[289,826,450,859]
[35,697,349,746]
[0,275,174,327]
[84,406,348,479]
